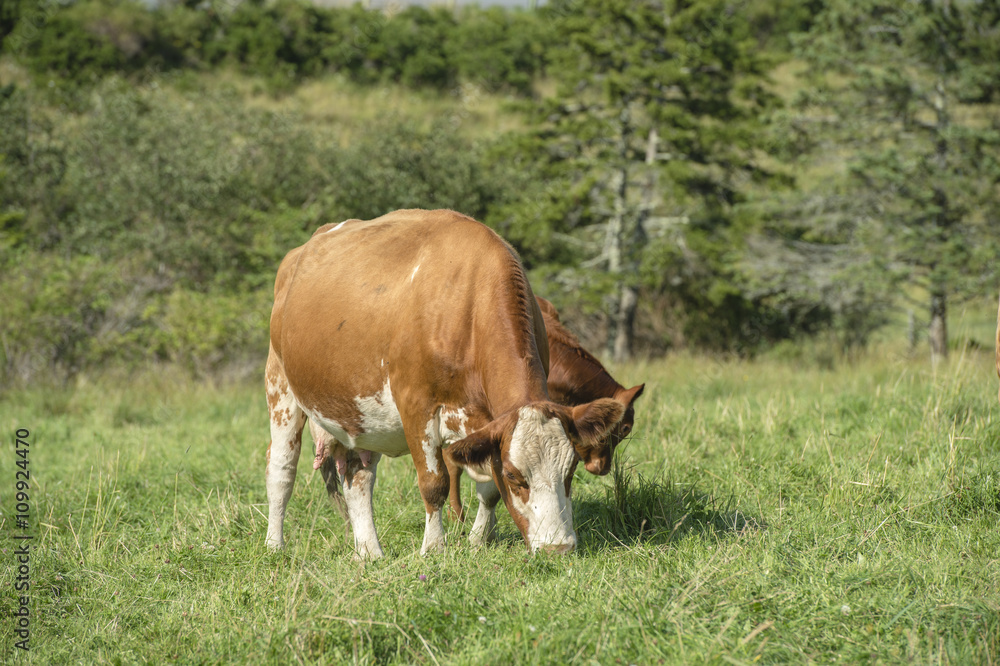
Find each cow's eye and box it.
[504,469,527,488]
[621,424,631,436]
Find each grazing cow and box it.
[265,209,625,558]
[443,296,645,527]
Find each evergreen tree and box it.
[796,0,1000,361]
[526,0,776,360]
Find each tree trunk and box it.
[604,104,632,358]
[604,165,628,358]
[929,291,947,363]
[928,83,949,365]
[605,125,655,362]
[612,283,638,363]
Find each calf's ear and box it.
[448,421,503,467]
[614,383,645,408]
[570,398,625,447]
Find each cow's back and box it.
[271,209,546,440]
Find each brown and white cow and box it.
[443,296,645,530]
[265,209,625,558]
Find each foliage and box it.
[0,251,121,381]
[332,118,520,224]
[0,75,535,385]
[736,190,900,351]
[7,0,551,93]
[789,0,1000,358]
[17,0,177,79]
[447,6,549,95]
[513,0,790,356]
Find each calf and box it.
[265,209,625,558]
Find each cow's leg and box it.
[340,449,383,560]
[444,450,466,523]
[408,423,450,555]
[265,351,306,550]
[469,479,501,547]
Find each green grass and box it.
[2,345,999,664]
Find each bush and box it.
[19,0,176,79]
[0,252,121,382]
[448,7,549,95]
[371,6,456,89]
[149,287,271,377]
[331,119,515,222]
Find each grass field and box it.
[1,339,999,664]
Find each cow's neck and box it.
[473,287,550,417]
[477,346,550,416]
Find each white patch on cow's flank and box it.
[357,378,402,432]
[439,407,469,444]
[410,264,420,283]
[304,378,408,457]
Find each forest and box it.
[1,0,999,385]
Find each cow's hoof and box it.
[352,544,384,562]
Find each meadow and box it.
[1,326,999,664]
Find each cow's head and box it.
[572,384,645,476]
[448,398,625,554]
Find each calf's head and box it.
[448,398,625,553]
[574,384,645,476]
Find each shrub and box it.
[19,0,174,79]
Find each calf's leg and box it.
[444,451,466,523]
[469,480,501,547]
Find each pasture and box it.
[1,342,998,664]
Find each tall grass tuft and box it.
[575,457,758,550]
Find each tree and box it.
[796,0,1000,362]
[522,0,776,361]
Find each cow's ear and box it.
[614,383,645,409]
[570,398,625,446]
[448,424,502,467]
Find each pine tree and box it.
[797,0,1000,362]
[528,0,775,360]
